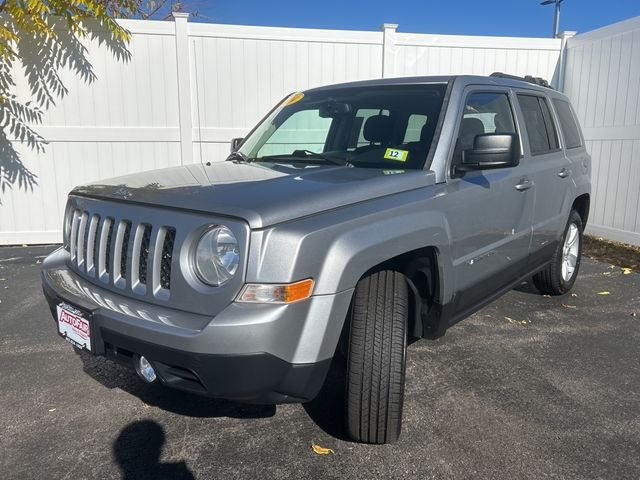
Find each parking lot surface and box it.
[1,245,639,479]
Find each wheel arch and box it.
[572,193,590,227]
[354,245,446,340]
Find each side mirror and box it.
[230,137,244,153]
[456,134,519,173]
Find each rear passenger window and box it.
[538,98,559,150]
[517,95,559,155]
[553,99,583,149]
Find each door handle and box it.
[558,168,570,178]
[515,179,533,191]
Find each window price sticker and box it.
[383,148,409,162]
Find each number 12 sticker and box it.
[383,148,409,162]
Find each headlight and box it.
[194,226,239,286]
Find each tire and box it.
[533,209,583,295]
[346,270,408,444]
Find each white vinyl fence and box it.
[1,14,619,245]
[562,16,640,246]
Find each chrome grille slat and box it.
[151,226,175,300]
[67,207,176,298]
[69,210,81,261]
[113,220,131,288]
[86,214,100,275]
[131,223,151,295]
[76,212,89,268]
[98,217,114,281]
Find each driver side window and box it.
[453,92,516,163]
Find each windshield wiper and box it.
[226,151,251,163]
[258,150,351,167]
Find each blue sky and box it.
[175,0,639,37]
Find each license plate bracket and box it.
[56,302,93,352]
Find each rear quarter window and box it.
[553,99,583,149]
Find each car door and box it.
[514,93,574,265]
[443,87,535,317]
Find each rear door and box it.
[444,87,535,317]
[514,93,574,265]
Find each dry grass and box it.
[583,235,640,270]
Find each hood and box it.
[72,162,437,229]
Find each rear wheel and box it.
[346,270,408,444]
[533,209,583,295]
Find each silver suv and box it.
[42,74,590,444]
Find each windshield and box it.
[236,84,447,170]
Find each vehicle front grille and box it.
[68,208,176,296]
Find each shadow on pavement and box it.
[113,420,195,480]
[513,278,543,295]
[77,351,276,420]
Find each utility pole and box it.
[540,0,564,38]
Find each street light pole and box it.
[541,0,564,38]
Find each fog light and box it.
[134,355,157,383]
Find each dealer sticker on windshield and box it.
[383,148,409,162]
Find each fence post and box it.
[172,12,193,164]
[381,23,398,78]
[556,30,576,91]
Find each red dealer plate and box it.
[56,303,92,351]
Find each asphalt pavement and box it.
[1,245,639,479]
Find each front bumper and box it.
[42,248,353,403]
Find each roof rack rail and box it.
[490,72,553,89]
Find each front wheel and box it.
[533,209,583,295]
[346,270,408,444]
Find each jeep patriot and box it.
[42,74,591,444]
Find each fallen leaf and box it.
[48,408,56,412]
[312,444,335,455]
[622,268,632,275]
[562,304,577,309]
[571,293,578,297]
[597,291,610,296]
[504,316,528,325]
